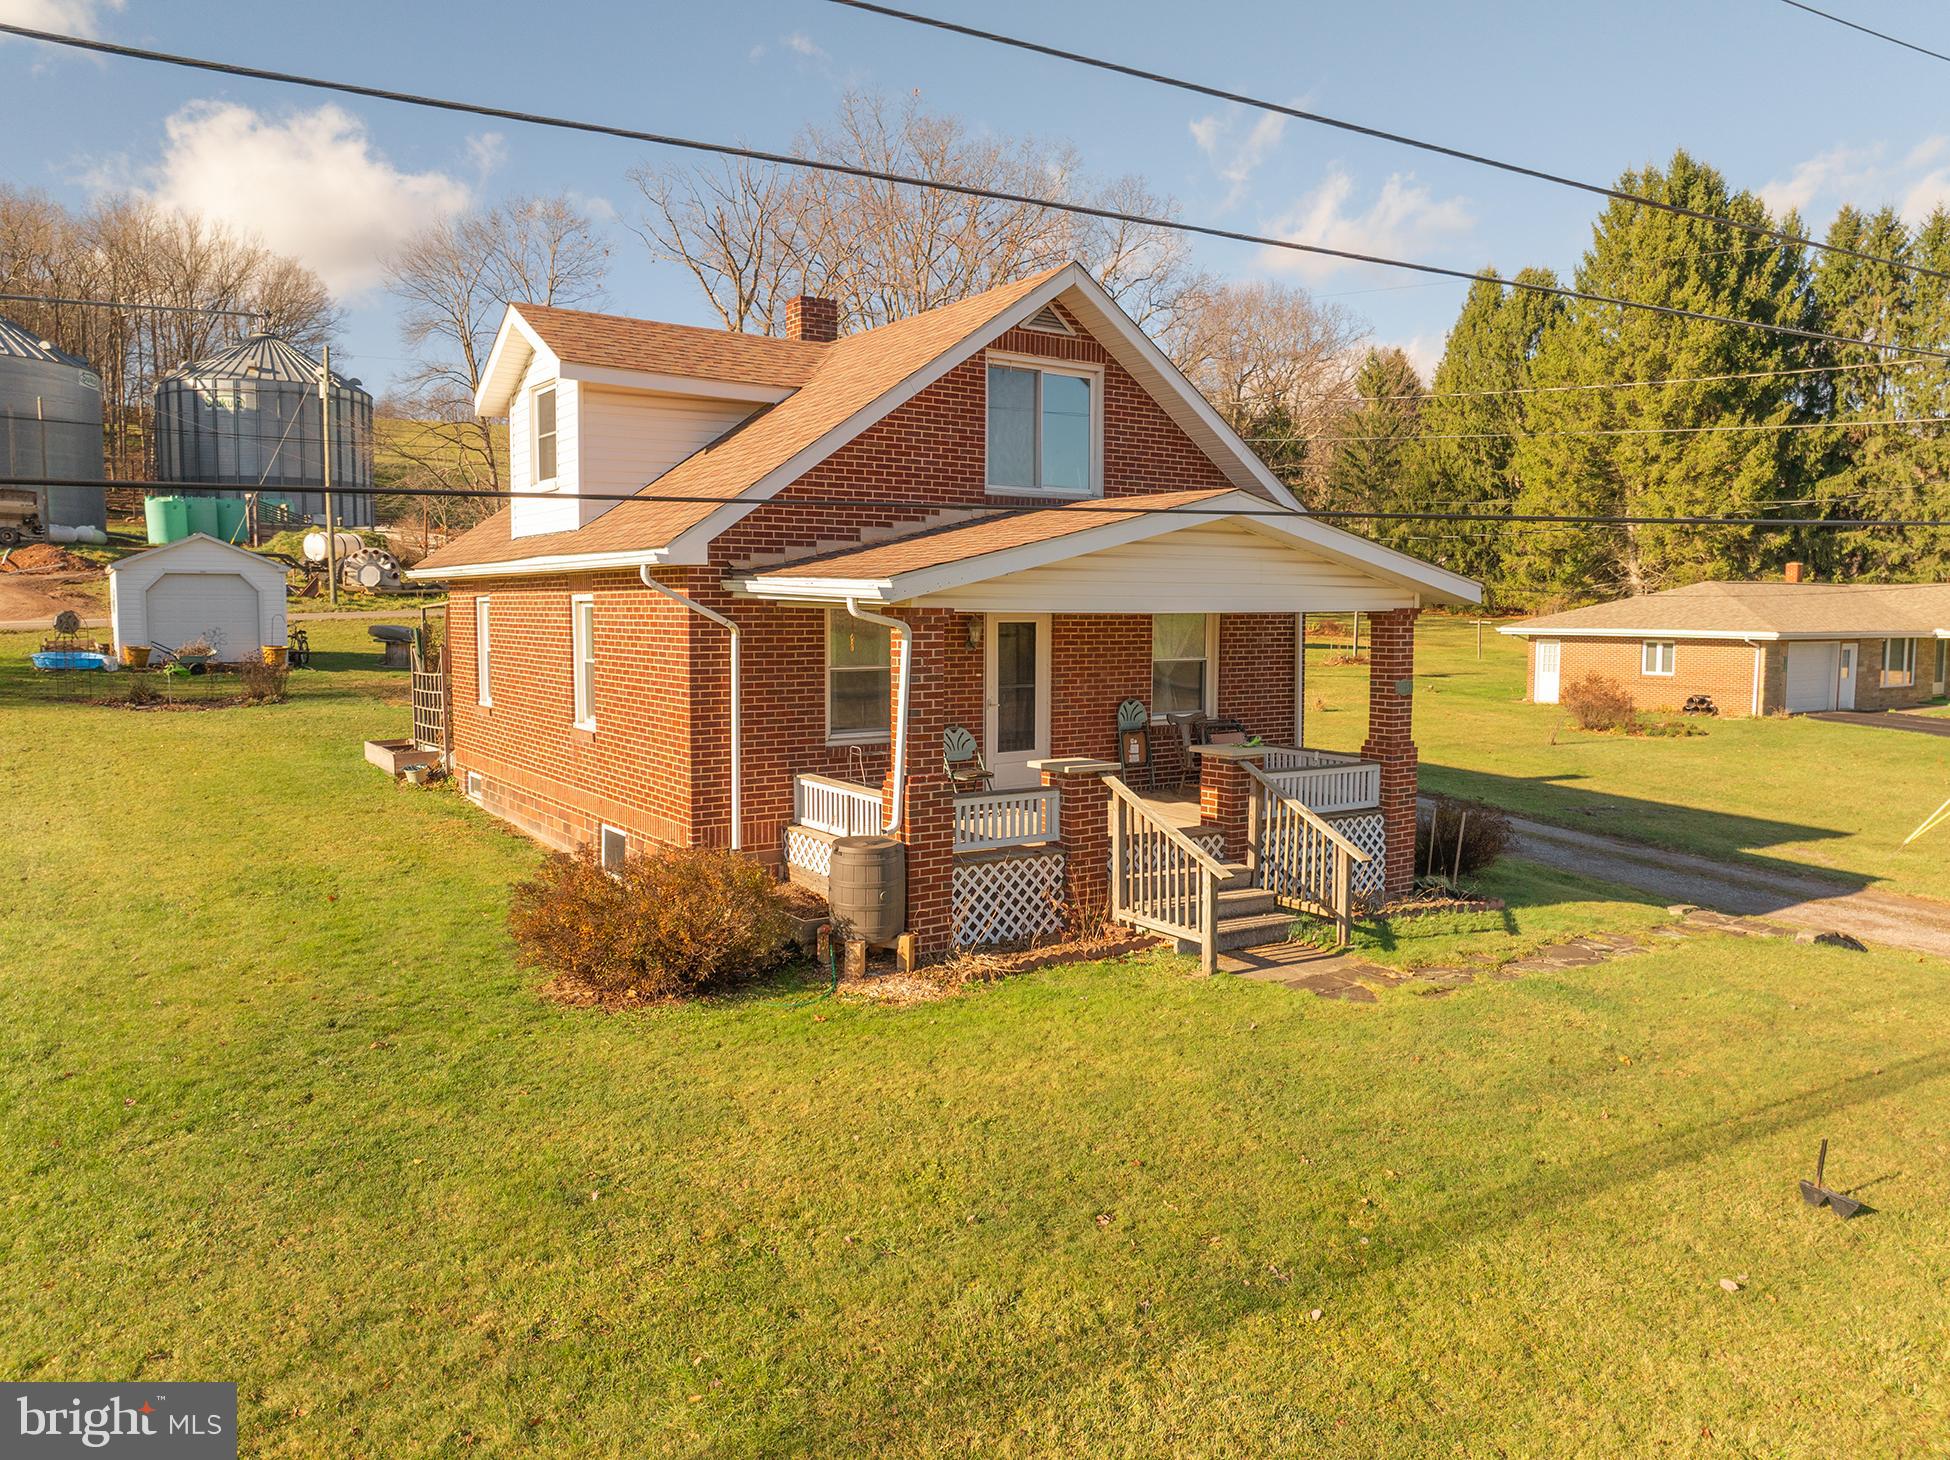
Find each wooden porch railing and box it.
[1261,751,1381,817]
[1245,762,1373,950]
[953,786,1060,850]
[793,773,884,837]
[1106,774,1230,976]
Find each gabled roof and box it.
[416,262,1325,580]
[727,488,1482,607]
[1499,580,1950,639]
[105,532,286,576]
[511,304,828,390]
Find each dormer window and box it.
[533,383,558,485]
[986,358,1100,497]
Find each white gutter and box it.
[846,599,911,834]
[639,569,742,851]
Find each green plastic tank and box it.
[213,497,247,543]
[144,495,189,545]
[184,495,221,539]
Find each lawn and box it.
[4,620,1949,1456]
[1307,614,1950,903]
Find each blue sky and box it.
[6,0,1950,393]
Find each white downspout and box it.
[846,598,911,834]
[640,568,741,851]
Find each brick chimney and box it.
[785,295,840,343]
[1784,561,1805,584]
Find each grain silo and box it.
[153,333,374,529]
[0,313,107,531]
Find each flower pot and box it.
[261,644,288,667]
[120,645,151,668]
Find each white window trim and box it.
[1150,612,1221,723]
[474,595,492,707]
[983,350,1105,499]
[599,823,628,871]
[1883,636,1916,687]
[1642,639,1676,677]
[824,606,892,746]
[532,382,559,490]
[465,770,484,801]
[571,593,597,730]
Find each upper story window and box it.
[827,609,891,742]
[1883,636,1916,687]
[986,358,1098,496]
[533,383,558,485]
[1641,640,1676,677]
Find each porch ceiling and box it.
[724,490,1481,612]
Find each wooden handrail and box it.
[1103,775,1230,878]
[1244,762,1373,864]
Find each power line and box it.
[7,22,1950,366]
[823,0,1950,286]
[0,292,268,320]
[1775,0,1950,65]
[1255,413,1950,446]
[1301,356,1929,406]
[11,476,1950,530]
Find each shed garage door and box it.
[145,572,262,658]
[1784,640,1839,712]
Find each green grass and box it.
[1307,614,1950,902]
[5,621,1950,1455]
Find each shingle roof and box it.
[513,304,827,389]
[1508,580,1950,637]
[739,488,1238,582]
[416,266,1068,575]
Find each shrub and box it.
[1561,673,1637,732]
[1416,796,1514,879]
[125,676,161,707]
[508,844,795,1000]
[237,660,289,704]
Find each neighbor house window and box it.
[827,609,891,742]
[986,360,1097,495]
[1883,637,1916,687]
[599,825,628,871]
[1152,613,1213,717]
[474,596,492,706]
[571,593,596,729]
[1641,640,1676,677]
[533,384,558,484]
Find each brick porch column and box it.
[1032,758,1119,932]
[1361,608,1420,896]
[889,607,979,957]
[1195,744,1267,863]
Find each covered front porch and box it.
[728,489,1476,964]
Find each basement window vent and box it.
[600,824,628,871]
[466,771,484,801]
[1020,304,1075,335]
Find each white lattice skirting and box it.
[1332,811,1387,903]
[784,825,834,880]
[953,849,1068,947]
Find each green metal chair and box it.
[1116,698,1153,788]
[943,724,994,793]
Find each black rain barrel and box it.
[829,835,907,945]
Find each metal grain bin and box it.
[829,836,907,946]
[0,313,106,531]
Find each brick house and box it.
[411,263,1478,965]
[1501,571,1950,716]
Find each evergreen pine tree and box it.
[1319,348,1424,554]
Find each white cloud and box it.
[1189,108,1288,209]
[1388,334,1444,384]
[466,132,508,179]
[140,101,473,298]
[0,0,123,39]
[1759,143,1882,216]
[1760,136,1950,224]
[1260,166,1474,280]
[783,30,827,59]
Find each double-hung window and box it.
[571,594,597,729]
[1641,640,1676,677]
[986,359,1097,495]
[533,384,558,485]
[1152,614,1213,717]
[474,596,492,706]
[827,609,891,742]
[1883,637,1916,687]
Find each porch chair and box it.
[942,724,994,794]
[1115,698,1153,790]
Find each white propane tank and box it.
[302,529,366,564]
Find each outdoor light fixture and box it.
[964,616,983,650]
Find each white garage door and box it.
[145,572,262,658]
[1784,640,1840,712]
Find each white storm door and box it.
[983,614,1051,790]
[1534,640,1562,704]
[1837,643,1857,710]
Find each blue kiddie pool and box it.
[31,651,117,671]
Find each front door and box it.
[984,614,1050,790]
[1534,640,1561,705]
[1838,643,1858,710]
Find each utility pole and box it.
[320,345,337,607]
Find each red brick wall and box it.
[1529,636,1762,716]
[1361,608,1419,895]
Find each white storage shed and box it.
[108,533,289,660]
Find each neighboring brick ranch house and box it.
[1500,572,1950,716]
[410,263,1478,966]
